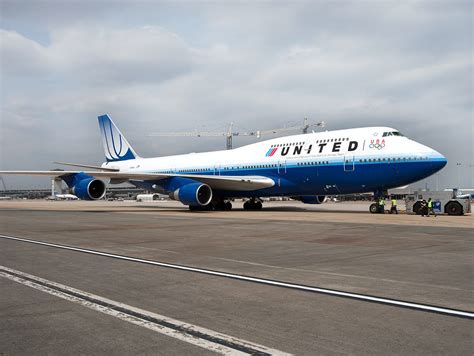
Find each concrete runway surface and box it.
[0,200,472,355]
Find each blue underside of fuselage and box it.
[130,158,447,198]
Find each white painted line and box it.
[0,265,290,356]
[1,234,473,319]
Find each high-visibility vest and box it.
[391,199,397,206]
[379,199,385,206]
[428,201,433,208]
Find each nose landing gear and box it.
[369,203,380,214]
[370,189,388,214]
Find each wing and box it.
[0,171,275,191]
[53,161,120,172]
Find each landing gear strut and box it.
[243,198,263,210]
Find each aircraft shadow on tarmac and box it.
[128,204,368,214]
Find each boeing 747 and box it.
[1,114,447,212]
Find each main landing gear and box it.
[243,198,263,210]
[189,198,264,211]
[188,198,232,211]
[214,200,232,211]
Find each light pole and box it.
[456,162,461,188]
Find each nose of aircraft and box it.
[429,150,447,173]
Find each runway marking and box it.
[1,234,473,320]
[0,265,290,356]
[213,257,468,292]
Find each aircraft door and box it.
[278,160,287,174]
[344,155,355,172]
[214,165,221,176]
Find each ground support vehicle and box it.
[405,190,471,216]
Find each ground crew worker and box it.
[378,196,385,214]
[390,196,398,214]
[427,198,436,217]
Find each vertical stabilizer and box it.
[98,114,139,162]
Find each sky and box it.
[0,0,472,190]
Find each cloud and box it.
[0,30,49,77]
[2,26,197,84]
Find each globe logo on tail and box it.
[98,115,137,162]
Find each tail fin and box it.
[98,114,139,162]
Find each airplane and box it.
[0,114,447,212]
[51,194,79,200]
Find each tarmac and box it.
[0,200,472,355]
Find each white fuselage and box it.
[104,126,443,176]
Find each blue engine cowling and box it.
[298,195,327,204]
[72,178,106,200]
[171,183,213,206]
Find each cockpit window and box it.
[382,131,405,137]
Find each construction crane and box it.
[0,176,6,191]
[149,118,326,150]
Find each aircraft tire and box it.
[369,203,379,214]
[243,199,262,210]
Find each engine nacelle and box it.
[170,183,213,207]
[299,195,327,204]
[72,178,106,200]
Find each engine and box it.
[298,195,327,204]
[72,178,106,200]
[170,183,213,207]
